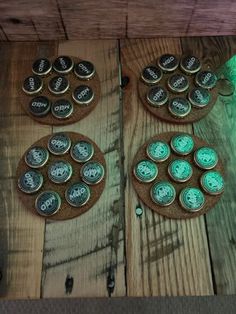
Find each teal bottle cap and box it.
[167,74,189,93]
[200,171,224,195]
[195,70,217,89]
[48,133,71,156]
[168,159,193,182]
[35,191,61,216]
[48,160,73,184]
[157,54,179,72]
[146,140,170,162]
[18,170,43,194]
[51,99,74,119]
[150,181,176,206]
[180,55,201,75]
[188,87,211,108]
[168,97,191,118]
[70,140,94,163]
[179,187,205,212]
[81,161,105,185]
[65,182,90,207]
[146,86,168,107]
[170,134,194,156]
[141,66,163,85]
[134,159,158,183]
[194,146,218,170]
[25,146,49,168]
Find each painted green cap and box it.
[48,133,71,156]
[146,140,170,162]
[134,159,158,183]
[179,187,205,212]
[48,160,73,184]
[168,97,191,118]
[200,170,224,195]
[70,140,94,163]
[35,191,61,216]
[25,146,49,168]
[81,161,105,185]
[194,147,218,170]
[150,181,176,206]
[170,133,194,156]
[18,170,43,194]
[65,182,90,207]
[168,159,193,183]
[141,65,163,85]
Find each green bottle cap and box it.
[146,86,168,107]
[170,134,194,156]
[195,70,217,89]
[70,140,94,163]
[167,74,189,93]
[194,147,218,170]
[150,181,176,206]
[25,146,49,168]
[48,133,71,156]
[35,191,61,216]
[48,160,73,184]
[180,55,201,75]
[146,140,170,162]
[200,171,224,195]
[65,182,90,207]
[168,97,191,118]
[81,161,105,185]
[141,66,163,85]
[188,87,211,108]
[179,187,205,212]
[168,159,193,182]
[133,159,158,183]
[18,170,43,194]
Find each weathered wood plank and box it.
[0,42,56,298]
[41,40,126,297]
[120,38,213,296]
[181,36,236,294]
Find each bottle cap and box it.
[146,140,170,162]
[150,181,176,206]
[133,159,158,183]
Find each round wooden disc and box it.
[16,132,106,220]
[20,56,101,125]
[131,132,224,219]
[138,57,219,124]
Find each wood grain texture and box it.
[120,38,213,296]
[0,42,56,298]
[181,36,236,294]
[2,1,236,40]
[41,41,126,297]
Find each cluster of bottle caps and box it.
[22,56,96,120]
[141,54,218,119]
[17,133,105,217]
[133,133,224,213]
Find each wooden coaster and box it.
[20,56,101,125]
[131,132,224,219]
[138,57,218,124]
[16,132,106,220]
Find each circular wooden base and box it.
[16,132,106,220]
[138,57,218,124]
[131,132,224,219]
[20,56,101,126]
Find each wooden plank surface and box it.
[120,38,214,296]
[41,41,126,297]
[1,1,236,40]
[181,36,236,294]
[0,42,56,298]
